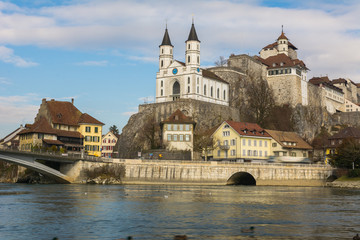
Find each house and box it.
[265,129,313,161]
[19,98,104,157]
[210,120,272,162]
[160,109,196,153]
[0,125,26,150]
[101,131,119,158]
[327,127,360,156]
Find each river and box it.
[0,183,359,240]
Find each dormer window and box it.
[272,63,276,67]
[223,124,230,129]
[280,62,284,66]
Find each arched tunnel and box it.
[226,172,256,186]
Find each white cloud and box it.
[138,96,155,103]
[0,77,11,85]
[0,1,360,80]
[0,46,38,67]
[75,60,108,66]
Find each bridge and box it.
[0,150,80,183]
[0,150,334,186]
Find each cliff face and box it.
[115,99,241,158]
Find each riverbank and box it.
[326,177,360,189]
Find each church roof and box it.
[187,23,200,42]
[160,28,173,47]
[202,69,228,84]
[257,54,307,70]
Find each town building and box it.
[101,131,119,158]
[0,125,25,150]
[155,21,229,106]
[19,98,104,157]
[265,129,313,160]
[308,76,344,113]
[160,109,196,154]
[210,120,272,162]
[332,78,358,103]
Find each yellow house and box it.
[211,120,272,162]
[79,114,104,157]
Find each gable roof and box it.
[202,69,228,84]
[329,127,360,140]
[265,129,312,150]
[0,126,25,144]
[222,120,271,138]
[257,53,307,70]
[46,100,83,126]
[161,109,196,125]
[79,113,104,125]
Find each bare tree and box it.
[240,73,276,127]
[214,56,228,67]
[193,128,217,161]
[141,115,160,149]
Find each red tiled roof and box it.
[332,78,347,84]
[161,109,196,125]
[225,120,271,138]
[329,127,360,140]
[43,139,64,145]
[46,100,82,126]
[55,129,83,138]
[265,129,312,150]
[309,77,343,93]
[258,54,307,70]
[79,113,104,125]
[277,31,288,40]
[19,117,57,135]
[263,41,297,50]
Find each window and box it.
[167,134,172,141]
[291,152,296,157]
[217,88,220,98]
[259,140,262,147]
[254,140,257,146]
[161,81,163,87]
[197,86,199,93]
[167,124,172,131]
[161,89,163,96]
[204,85,207,95]
[223,90,226,100]
[211,86,213,97]
[188,44,190,49]
[112,139,116,143]
[188,77,190,84]
[217,150,221,157]
[231,139,236,146]
[231,150,236,156]
[259,151,262,157]
[265,141,268,147]
[185,134,190,141]
[95,127,98,133]
[224,140,228,145]
[188,56,190,63]
[188,86,190,93]
[265,151,268,157]
[85,127,91,132]
[179,125,183,131]
[243,139,246,146]
[185,125,190,131]
[272,142,277,147]
[223,131,230,136]
[173,125,178,131]
[179,135,184,141]
[248,139,251,146]
[248,150,252,156]
[161,60,163,67]
[243,149,246,156]
[173,134,178,141]
[253,150,257,156]
[197,56,199,64]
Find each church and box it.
[155,21,229,106]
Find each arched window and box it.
[197,56,199,64]
[161,89,163,96]
[188,44,190,49]
[161,60,163,67]
[162,49,164,54]
[161,81,163,87]
[211,86,213,97]
[223,90,226,100]
[188,86,190,93]
[188,56,190,63]
[173,81,180,99]
[188,77,190,84]
[217,88,219,98]
[204,85,207,95]
[170,49,172,54]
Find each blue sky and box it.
[1,0,360,138]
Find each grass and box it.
[336,176,360,181]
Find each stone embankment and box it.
[326,180,360,189]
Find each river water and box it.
[0,184,359,240]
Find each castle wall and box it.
[267,75,302,107]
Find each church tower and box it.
[277,26,289,56]
[185,20,200,68]
[159,26,173,70]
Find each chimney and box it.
[71,98,74,104]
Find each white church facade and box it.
[155,22,229,106]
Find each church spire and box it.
[160,27,173,47]
[187,21,200,42]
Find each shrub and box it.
[348,169,360,178]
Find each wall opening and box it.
[227,172,256,186]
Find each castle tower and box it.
[277,26,289,56]
[159,26,173,70]
[185,20,200,68]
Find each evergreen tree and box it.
[109,125,119,135]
